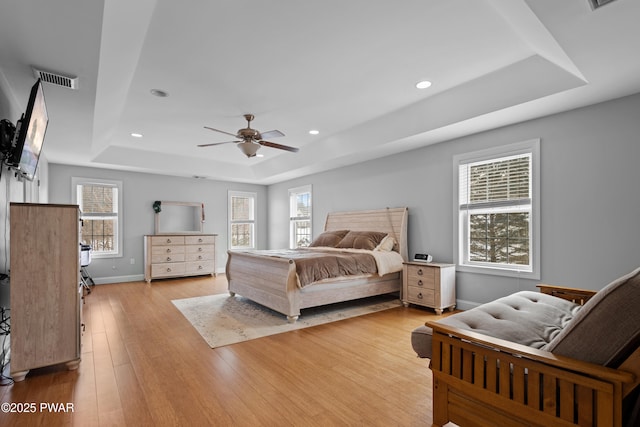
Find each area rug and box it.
[172,293,402,348]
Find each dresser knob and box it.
[166,267,172,272]
[417,268,423,276]
[198,247,203,252]
[166,257,171,262]
[198,255,202,260]
[198,265,203,270]
[417,292,423,299]
[198,238,203,243]
[417,280,423,286]
[166,238,171,244]
[166,248,171,253]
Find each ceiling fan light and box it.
[238,142,260,157]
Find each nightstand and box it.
[402,262,456,315]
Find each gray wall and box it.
[48,165,268,282]
[268,93,640,308]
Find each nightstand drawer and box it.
[406,266,436,289]
[406,286,435,305]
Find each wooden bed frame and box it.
[226,207,409,322]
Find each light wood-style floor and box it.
[0,275,442,426]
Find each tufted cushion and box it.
[544,266,640,367]
[412,291,581,359]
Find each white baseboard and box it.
[455,299,481,311]
[90,271,227,285]
[91,274,145,285]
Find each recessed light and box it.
[131,133,143,138]
[309,130,319,135]
[415,80,432,89]
[150,88,169,97]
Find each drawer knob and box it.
[198,255,203,260]
[417,268,423,276]
[198,238,203,243]
[417,292,423,299]
[166,238,172,243]
[417,279,423,286]
[166,248,172,253]
[198,247,203,252]
[166,257,172,262]
[166,267,172,272]
[198,265,203,270]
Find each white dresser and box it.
[144,234,217,282]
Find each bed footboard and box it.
[226,250,301,322]
[427,322,635,427]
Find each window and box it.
[72,177,123,258]
[228,191,256,249]
[454,139,540,279]
[289,185,312,248]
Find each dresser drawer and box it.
[186,251,214,262]
[151,262,186,277]
[185,244,214,255]
[185,260,214,275]
[152,245,186,256]
[151,252,185,264]
[150,235,185,246]
[406,286,435,305]
[185,235,216,245]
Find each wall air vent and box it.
[588,0,618,10]
[32,68,78,90]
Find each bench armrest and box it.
[536,284,597,305]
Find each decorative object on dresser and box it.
[144,234,217,282]
[402,262,456,315]
[10,203,83,382]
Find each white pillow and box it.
[375,235,396,252]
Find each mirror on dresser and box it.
[154,201,203,234]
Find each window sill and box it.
[456,263,540,280]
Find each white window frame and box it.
[289,185,312,248]
[228,191,257,250]
[72,177,123,259]
[453,139,540,279]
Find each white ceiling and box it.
[1,0,639,184]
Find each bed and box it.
[226,207,409,322]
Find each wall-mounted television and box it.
[9,78,48,181]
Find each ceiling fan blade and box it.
[197,140,239,147]
[204,126,239,138]
[260,129,285,139]
[259,140,299,152]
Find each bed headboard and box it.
[323,207,409,262]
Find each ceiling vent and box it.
[588,0,618,10]
[32,68,78,90]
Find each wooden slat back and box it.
[430,330,626,426]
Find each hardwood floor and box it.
[0,276,442,426]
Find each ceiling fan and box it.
[199,114,299,158]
